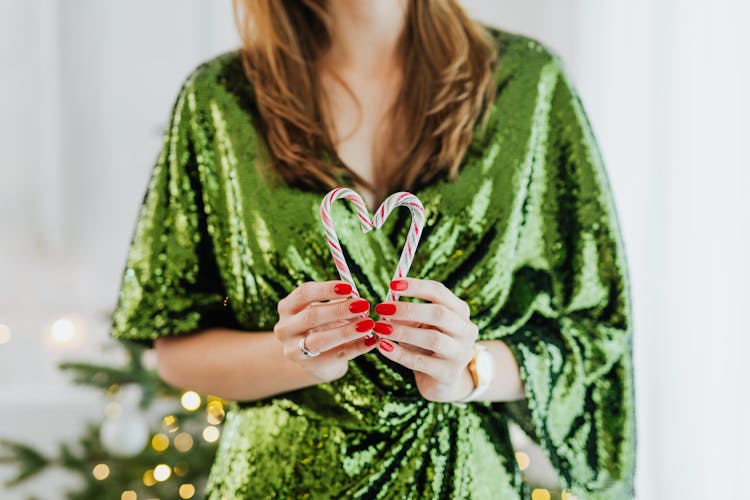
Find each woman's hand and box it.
[273,280,378,383]
[372,278,479,402]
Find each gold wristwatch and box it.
[452,343,496,408]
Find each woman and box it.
[109,0,636,498]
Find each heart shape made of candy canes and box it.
[319,188,426,313]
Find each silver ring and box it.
[299,333,320,358]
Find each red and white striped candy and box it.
[319,187,426,309]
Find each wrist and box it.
[450,343,496,408]
[453,363,475,401]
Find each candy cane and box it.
[319,188,426,321]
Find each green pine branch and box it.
[0,338,221,498]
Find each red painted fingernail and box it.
[355,318,375,332]
[390,279,408,291]
[334,283,352,295]
[349,299,370,313]
[373,321,393,335]
[379,340,394,352]
[364,335,378,346]
[375,303,396,315]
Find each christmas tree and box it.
[0,339,225,499]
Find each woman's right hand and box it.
[273,280,378,383]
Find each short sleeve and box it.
[108,75,239,349]
[483,51,636,498]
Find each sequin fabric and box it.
[108,26,636,499]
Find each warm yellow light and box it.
[142,469,156,486]
[92,463,110,480]
[0,324,11,344]
[531,489,551,500]
[562,491,579,500]
[514,451,530,471]
[51,317,75,343]
[162,415,179,433]
[202,425,220,443]
[121,491,137,500]
[174,432,194,452]
[153,464,172,482]
[44,314,86,350]
[181,391,201,411]
[151,433,169,452]
[206,400,225,425]
[178,483,196,499]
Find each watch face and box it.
[475,348,496,385]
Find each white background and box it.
[1,1,748,498]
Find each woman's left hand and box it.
[373,277,479,402]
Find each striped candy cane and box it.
[319,188,426,328]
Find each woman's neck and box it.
[323,0,408,78]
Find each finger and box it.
[375,300,468,339]
[389,278,471,318]
[277,296,371,340]
[318,332,380,362]
[376,338,453,382]
[278,280,355,317]
[372,321,461,361]
[304,317,375,354]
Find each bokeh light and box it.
[179,483,196,499]
[0,324,11,344]
[180,391,201,411]
[514,451,530,471]
[151,433,169,452]
[202,425,220,443]
[174,432,194,452]
[92,463,110,480]
[531,488,551,500]
[154,464,172,482]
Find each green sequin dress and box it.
[108,25,636,499]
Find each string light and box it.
[202,426,220,443]
[45,314,86,350]
[180,391,201,411]
[50,317,75,342]
[121,491,137,500]
[151,433,169,452]
[162,415,179,433]
[142,469,156,487]
[174,432,194,452]
[562,490,579,500]
[206,400,225,425]
[178,484,196,499]
[514,451,530,471]
[0,324,11,344]
[153,464,172,482]
[92,463,110,480]
[531,488,551,500]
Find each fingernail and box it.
[355,318,375,332]
[375,303,396,315]
[364,335,378,346]
[334,283,352,295]
[373,321,393,335]
[379,340,394,352]
[349,299,370,313]
[390,279,408,291]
